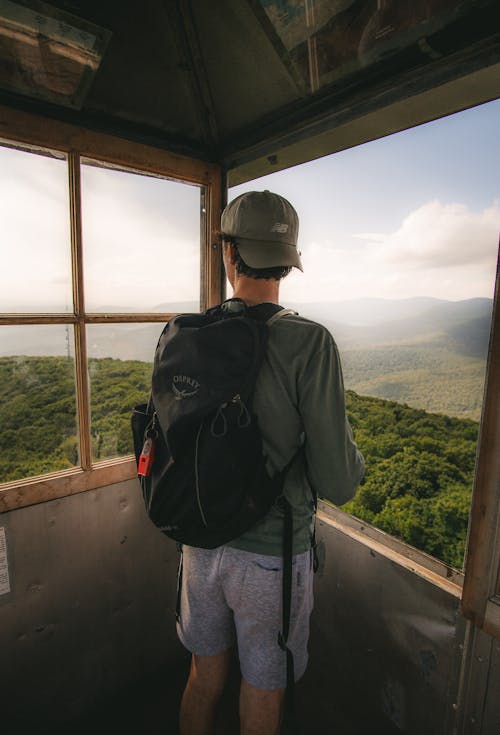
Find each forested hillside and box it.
[341,345,485,419]
[0,356,477,568]
[0,355,151,481]
[343,391,476,568]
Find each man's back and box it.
[228,308,365,557]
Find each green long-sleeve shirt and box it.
[228,309,365,556]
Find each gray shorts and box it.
[176,545,314,690]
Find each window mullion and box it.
[68,151,92,470]
[203,170,224,309]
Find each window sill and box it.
[0,457,137,513]
[317,500,464,598]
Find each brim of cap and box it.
[236,237,303,272]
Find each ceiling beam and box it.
[163,0,220,152]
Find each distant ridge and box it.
[289,297,492,328]
[285,297,493,421]
[1,297,492,360]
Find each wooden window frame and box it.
[0,105,223,513]
[461,252,500,639]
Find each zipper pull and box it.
[138,413,158,477]
[138,436,155,477]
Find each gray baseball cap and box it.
[221,190,303,271]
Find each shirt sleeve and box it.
[298,337,365,506]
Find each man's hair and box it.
[224,237,292,281]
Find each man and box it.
[177,190,364,735]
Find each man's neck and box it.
[231,275,280,306]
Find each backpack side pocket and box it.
[131,403,151,465]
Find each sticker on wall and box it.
[0,527,10,595]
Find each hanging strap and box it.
[278,450,320,734]
[301,456,320,574]
[277,496,299,735]
[175,543,183,623]
[309,482,320,574]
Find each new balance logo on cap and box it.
[271,223,289,233]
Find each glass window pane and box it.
[87,324,163,462]
[0,145,72,313]
[0,325,78,482]
[81,163,201,312]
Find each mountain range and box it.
[291,297,492,420]
[292,297,492,355]
[1,297,492,420]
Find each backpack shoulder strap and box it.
[266,307,297,326]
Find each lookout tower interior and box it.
[0,2,499,733]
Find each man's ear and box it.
[223,241,236,263]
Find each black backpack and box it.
[131,298,294,548]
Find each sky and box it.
[0,98,499,313]
[0,151,201,312]
[230,98,500,303]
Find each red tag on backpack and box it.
[138,436,155,477]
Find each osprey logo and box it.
[271,222,289,233]
[172,375,200,400]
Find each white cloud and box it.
[353,232,388,242]
[281,200,499,302]
[365,200,500,268]
[0,148,72,310]
[0,155,201,311]
[81,179,200,309]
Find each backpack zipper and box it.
[194,421,208,527]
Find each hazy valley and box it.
[295,297,492,420]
